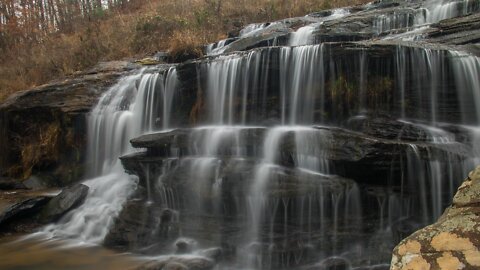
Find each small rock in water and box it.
[158,208,176,238]
[175,238,197,254]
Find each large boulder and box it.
[391,166,480,270]
[39,183,89,223]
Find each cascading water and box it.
[40,67,179,243]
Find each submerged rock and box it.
[391,165,480,269]
[39,183,89,223]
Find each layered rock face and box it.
[391,165,480,270]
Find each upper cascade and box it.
[205,0,480,55]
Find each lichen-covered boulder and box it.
[390,166,480,270]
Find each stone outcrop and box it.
[0,61,140,186]
[391,166,480,270]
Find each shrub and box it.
[168,29,206,62]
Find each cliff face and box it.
[391,166,480,270]
[0,61,139,187]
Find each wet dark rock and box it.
[39,184,89,223]
[105,201,180,253]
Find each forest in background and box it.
[0,0,370,102]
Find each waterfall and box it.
[41,68,179,244]
[450,51,480,123]
[16,0,480,269]
[280,45,325,124]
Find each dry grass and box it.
[0,0,371,103]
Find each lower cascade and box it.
[2,0,480,270]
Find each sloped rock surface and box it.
[0,197,49,226]
[0,189,58,233]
